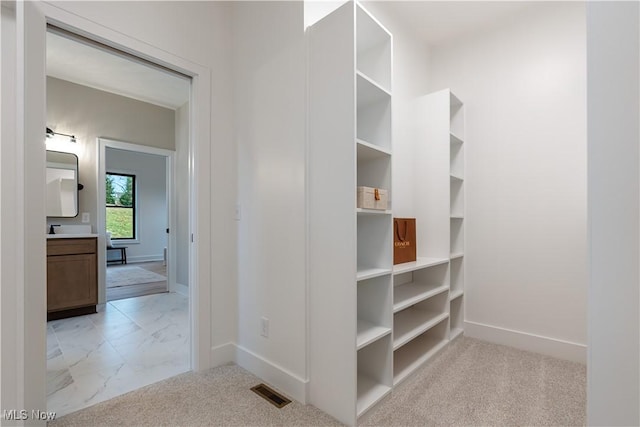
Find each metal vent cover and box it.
[250,383,292,408]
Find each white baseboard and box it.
[235,344,308,404]
[173,282,188,296]
[210,342,236,367]
[464,321,587,364]
[125,255,164,263]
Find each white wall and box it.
[427,3,588,362]
[430,2,587,362]
[105,148,167,263]
[587,2,639,424]
[233,1,308,399]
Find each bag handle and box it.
[395,219,409,242]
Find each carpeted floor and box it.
[50,337,586,426]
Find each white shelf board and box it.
[394,284,449,313]
[357,319,391,350]
[393,310,449,350]
[357,138,392,159]
[450,174,464,182]
[393,336,448,386]
[356,70,391,98]
[450,215,464,220]
[450,253,464,260]
[450,132,464,145]
[357,374,391,417]
[449,289,464,301]
[356,208,391,216]
[392,257,449,275]
[357,72,391,109]
[357,267,392,281]
[450,328,464,341]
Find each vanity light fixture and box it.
[46,127,76,143]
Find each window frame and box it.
[105,171,138,242]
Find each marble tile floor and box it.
[47,292,190,417]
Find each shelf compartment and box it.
[450,218,464,256]
[357,275,392,350]
[357,140,391,191]
[450,178,464,217]
[393,291,449,350]
[357,334,392,417]
[357,139,391,158]
[357,214,392,275]
[450,295,464,339]
[393,320,448,386]
[450,132,464,145]
[450,137,464,179]
[394,284,448,314]
[356,4,392,92]
[450,92,464,140]
[356,73,391,151]
[393,261,449,313]
[450,256,464,296]
[392,257,449,275]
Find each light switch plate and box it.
[81,212,90,223]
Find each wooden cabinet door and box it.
[47,253,97,312]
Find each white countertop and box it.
[47,234,99,239]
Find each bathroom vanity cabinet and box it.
[47,237,98,320]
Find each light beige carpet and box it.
[50,337,586,426]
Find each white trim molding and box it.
[464,321,587,364]
[234,345,309,404]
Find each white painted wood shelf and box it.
[393,284,449,313]
[393,309,449,351]
[357,139,392,159]
[450,252,464,260]
[449,289,464,301]
[357,319,391,350]
[392,257,449,275]
[450,328,464,341]
[450,132,464,145]
[356,208,392,216]
[356,267,391,281]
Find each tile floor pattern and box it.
[47,292,189,417]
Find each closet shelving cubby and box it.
[308,2,393,425]
[448,91,465,340]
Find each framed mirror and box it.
[46,150,79,217]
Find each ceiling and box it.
[46,31,190,110]
[366,1,540,46]
[46,2,537,107]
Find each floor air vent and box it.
[250,383,291,408]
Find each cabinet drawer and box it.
[47,238,97,256]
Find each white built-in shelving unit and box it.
[308,3,393,425]
[448,92,465,340]
[309,3,465,422]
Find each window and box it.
[106,172,136,240]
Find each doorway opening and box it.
[45,26,193,417]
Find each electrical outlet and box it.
[81,212,90,223]
[260,317,269,338]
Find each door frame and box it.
[11,1,213,416]
[98,138,177,301]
